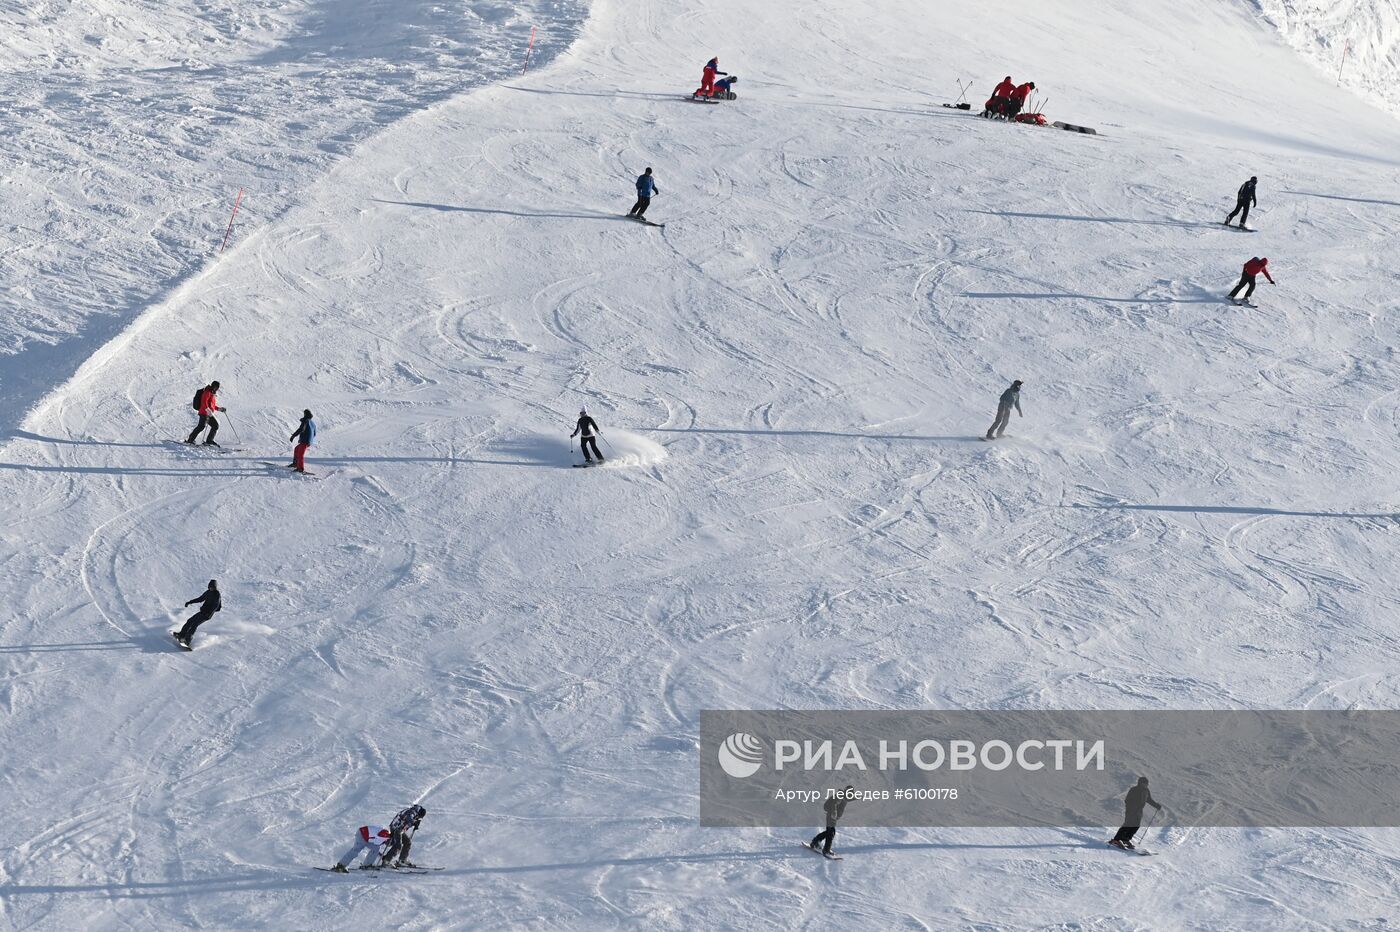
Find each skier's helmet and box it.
[580,408,587,416]
[1137,776,1149,785]
[1004,76,1012,81]
[1013,379,1023,387]
[210,380,220,390]
[1250,176,1257,182]
[304,409,312,418]
[209,579,218,588]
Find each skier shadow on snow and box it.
[650,427,985,444]
[4,430,167,450]
[1077,502,1398,520]
[371,199,621,223]
[962,290,1219,305]
[316,436,566,469]
[1283,190,1400,209]
[0,461,269,479]
[967,209,1220,230]
[505,86,687,103]
[0,626,173,656]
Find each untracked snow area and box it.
[3,0,1400,928]
[1257,0,1400,119]
[0,0,587,428]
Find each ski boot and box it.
[203,439,220,447]
[330,864,349,873]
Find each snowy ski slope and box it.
[3,0,1400,927]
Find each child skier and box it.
[330,824,393,872]
[288,409,316,474]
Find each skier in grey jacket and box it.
[985,379,1023,440]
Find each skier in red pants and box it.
[694,56,726,98]
[288,409,316,473]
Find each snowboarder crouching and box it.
[379,805,427,868]
[1227,256,1274,302]
[1109,776,1162,849]
[331,824,392,872]
[810,785,853,856]
[289,409,316,474]
[711,74,739,99]
[174,579,221,649]
[985,379,1023,440]
[572,409,604,464]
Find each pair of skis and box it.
[315,864,444,874]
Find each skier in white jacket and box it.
[330,824,392,872]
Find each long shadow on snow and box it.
[1076,503,1396,520]
[650,427,983,443]
[372,199,621,222]
[1284,190,1400,209]
[963,291,1219,305]
[968,209,1218,230]
[5,430,166,450]
[0,461,270,478]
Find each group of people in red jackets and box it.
[981,76,1037,120]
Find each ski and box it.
[257,461,323,479]
[165,440,244,454]
[631,217,665,228]
[1106,842,1154,856]
[572,462,605,468]
[799,843,842,860]
[1228,299,1257,308]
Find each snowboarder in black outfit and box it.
[629,168,657,220]
[174,579,221,648]
[985,379,1023,440]
[1224,176,1257,229]
[186,381,225,445]
[810,785,853,856]
[379,805,427,868]
[1109,776,1162,849]
[572,409,604,463]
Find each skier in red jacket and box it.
[982,76,1016,118]
[1228,256,1275,303]
[694,57,727,99]
[186,380,226,445]
[1004,81,1035,119]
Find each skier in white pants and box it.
[330,825,392,872]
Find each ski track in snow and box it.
[4,0,1400,927]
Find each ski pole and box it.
[954,79,969,105]
[1134,808,1159,845]
[224,412,243,446]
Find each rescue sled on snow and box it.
[1014,112,1047,125]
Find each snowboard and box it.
[572,461,605,468]
[171,633,191,651]
[799,842,842,860]
[687,95,721,104]
[316,865,443,874]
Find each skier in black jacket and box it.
[1224,176,1258,229]
[809,785,853,856]
[1109,776,1162,849]
[985,379,1023,440]
[174,580,221,648]
[571,409,604,464]
[379,805,427,868]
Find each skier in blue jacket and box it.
[629,168,658,220]
[289,409,316,473]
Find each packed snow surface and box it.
[3,0,1400,927]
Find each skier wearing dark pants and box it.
[379,805,426,867]
[985,379,1023,440]
[810,785,852,856]
[629,168,657,219]
[1224,176,1257,228]
[186,381,225,446]
[1110,776,1161,849]
[1228,256,1274,301]
[175,580,221,648]
[288,409,316,473]
[572,409,604,463]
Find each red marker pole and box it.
[220,187,245,254]
[521,26,537,75]
[1337,40,1351,85]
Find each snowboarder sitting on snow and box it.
[379,804,427,868]
[174,579,221,649]
[985,379,1023,440]
[1227,256,1274,302]
[331,823,392,872]
[981,76,1016,118]
[572,409,604,464]
[186,380,226,446]
[694,56,727,98]
[810,785,853,856]
[712,74,739,99]
[1224,176,1258,229]
[1109,776,1162,849]
[288,409,316,474]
